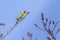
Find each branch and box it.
[53,21,60,31]
[34,24,44,31]
[55,28,60,36]
[41,13,56,40]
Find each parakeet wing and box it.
[17,11,24,21]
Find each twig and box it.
[34,24,44,31]
[2,22,18,40]
[41,13,56,40]
[1,17,25,40]
[27,32,32,40]
[53,21,60,31]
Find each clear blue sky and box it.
[0,0,60,40]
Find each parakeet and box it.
[16,10,30,23]
[16,11,25,21]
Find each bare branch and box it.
[53,21,60,31]
[55,28,60,35]
[34,24,44,31]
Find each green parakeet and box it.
[16,10,30,23]
[17,11,25,21]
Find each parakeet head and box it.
[23,10,30,14]
[23,10,26,13]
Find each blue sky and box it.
[0,0,60,40]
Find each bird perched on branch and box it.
[1,10,30,40]
[16,10,30,23]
